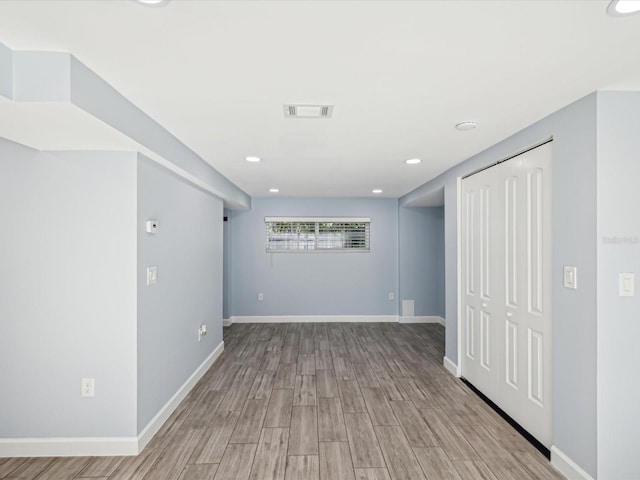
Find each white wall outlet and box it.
[147,266,158,286]
[563,266,577,289]
[258,293,264,301]
[388,292,395,301]
[81,378,95,397]
[145,220,159,234]
[619,273,635,297]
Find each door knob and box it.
[482,303,487,309]
[506,312,513,318]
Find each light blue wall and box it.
[0,41,250,210]
[223,209,232,320]
[0,139,137,437]
[69,57,249,210]
[596,92,640,479]
[0,43,12,99]
[0,41,246,444]
[137,156,224,432]
[13,51,70,102]
[401,93,598,477]
[398,206,445,317]
[229,197,399,317]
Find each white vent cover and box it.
[283,104,333,118]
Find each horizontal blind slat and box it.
[266,218,370,252]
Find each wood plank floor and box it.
[0,323,564,480]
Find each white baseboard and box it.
[0,436,138,458]
[223,319,232,327]
[550,446,594,480]
[0,340,225,458]
[230,315,399,323]
[399,315,445,325]
[443,356,460,377]
[137,340,225,451]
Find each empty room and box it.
[1,1,639,479]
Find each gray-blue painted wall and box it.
[0,42,250,210]
[596,92,640,479]
[229,197,400,317]
[137,156,224,432]
[398,206,445,317]
[223,209,232,320]
[401,93,598,477]
[0,138,227,439]
[0,140,137,437]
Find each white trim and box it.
[231,315,398,324]
[550,446,593,480]
[223,318,233,327]
[137,340,224,451]
[443,356,461,377]
[0,340,225,458]
[456,175,463,378]
[0,437,138,458]
[399,316,445,325]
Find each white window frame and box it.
[265,217,371,253]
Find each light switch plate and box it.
[147,266,157,286]
[563,266,577,289]
[619,273,635,297]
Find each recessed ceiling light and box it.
[372,189,383,194]
[245,156,261,163]
[269,188,279,193]
[455,121,477,131]
[405,158,422,165]
[607,0,640,16]
[135,0,170,5]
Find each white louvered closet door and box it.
[461,142,552,448]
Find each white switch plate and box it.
[619,273,635,297]
[257,293,264,301]
[388,292,395,301]
[81,378,95,397]
[147,266,157,286]
[198,324,207,342]
[563,266,577,289]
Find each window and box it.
[265,217,370,252]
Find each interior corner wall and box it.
[0,140,137,438]
[596,91,640,479]
[136,156,224,432]
[400,92,598,477]
[223,209,232,320]
[229,197,398,317]
[398,206,445,317]
[0,43,13,99]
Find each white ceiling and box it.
[1,0,640,199]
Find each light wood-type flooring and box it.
[0,323,564,480]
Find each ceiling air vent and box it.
[283,104,333,118]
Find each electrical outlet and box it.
[388,292,395,301]
[258,293,264,301]
[81,378,95,398]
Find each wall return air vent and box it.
[283,104,333,118]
